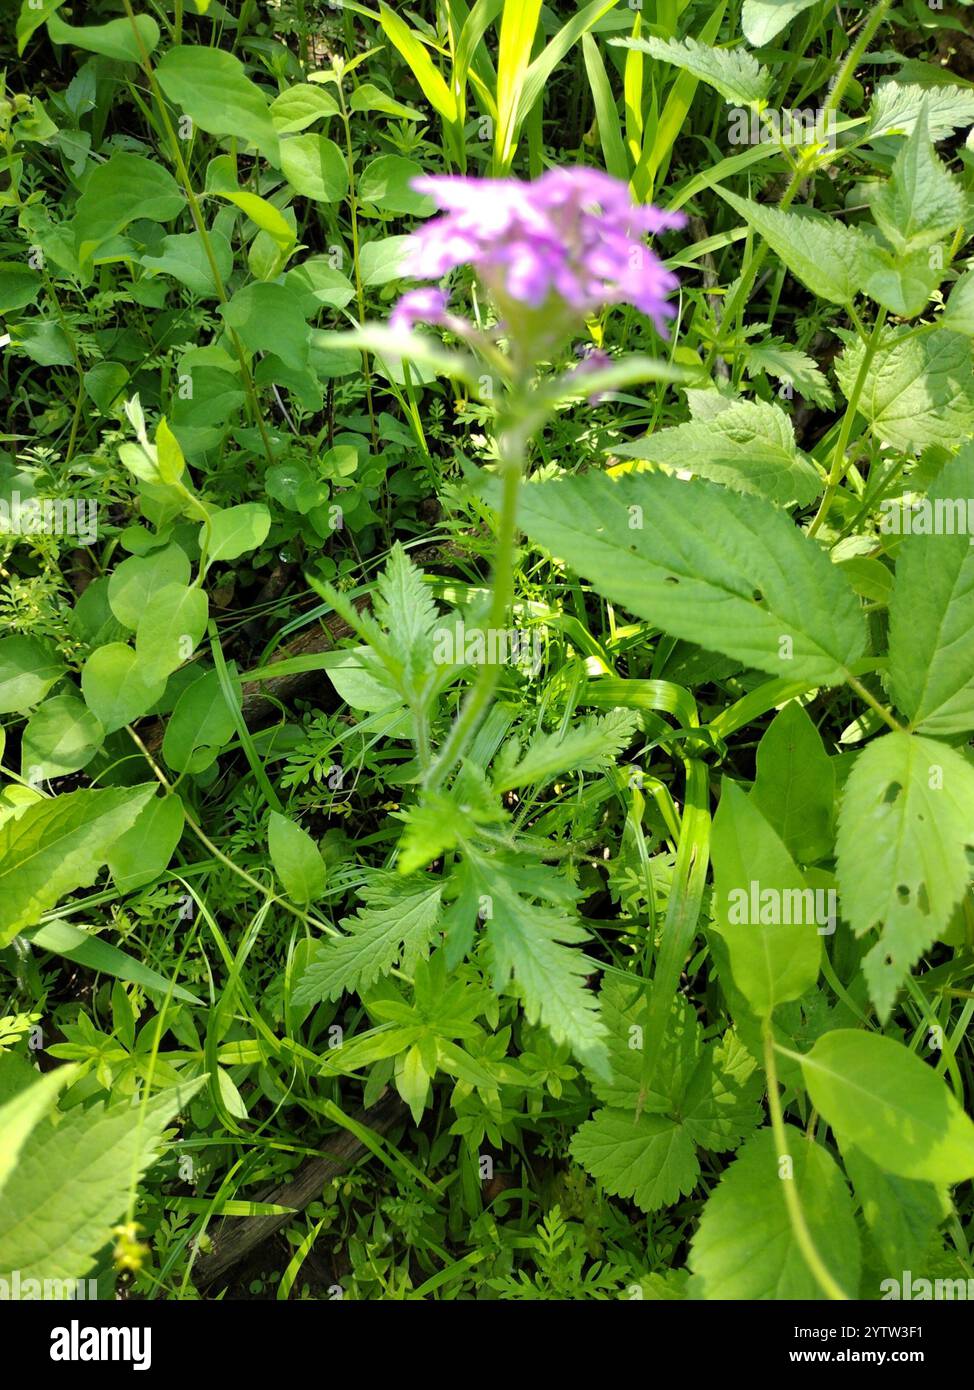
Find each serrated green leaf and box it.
[493,709,639,793]
[571,1109,699,1210]
[888,447,974,734]
[0,1077,204,1282]
[0,1065,77,1200]
[294,874,444,1005]
[834,327,974,454]
[869,81,974,141]
[371,542,440,685]
[611,398,821,507]
[871,105,965,254]
[836,732,974,1018]
[633,36,771,106]
[718,189,880,306]
[0,785,156,947]
[744,340,835,409]
[517,470,866,687]
[470,848,608,1075]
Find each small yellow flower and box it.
[112,1222,149,1273]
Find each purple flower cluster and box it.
[390,168,684,345]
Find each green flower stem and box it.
[121,0,276,466]
[424,421,525,793]
[763,1020,850,1301]
[807,306,887,538]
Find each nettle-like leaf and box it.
[314,544,441,706]
[516,470,866,687]
[396,763,505,874]
[717,189,880,306]
[871,106,965,255]
[0,1076,204,1283]
[0,1065,77,1199]
[492,708,639,793]
[571,1108,700,1210]
[887,447,974,734]
[627,36,771,107]
[834,327,974,455]
[0,785,156,947]
[836,732,974,1019]
[570,980,762,1212]
[743,339,835,409]
[467,847,608,1075]
[863,245,943,321]
[710,780,822,1018]
[800,1030,974,1186]
[610,398,821,507]
[689,1127,861,1299]
[294,872,444,1005]
[371,542,441,688]
[868,80,974,142]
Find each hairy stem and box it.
[808,306,887,538]
[424,421,525,792]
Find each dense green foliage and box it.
[2,0,974,1303]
